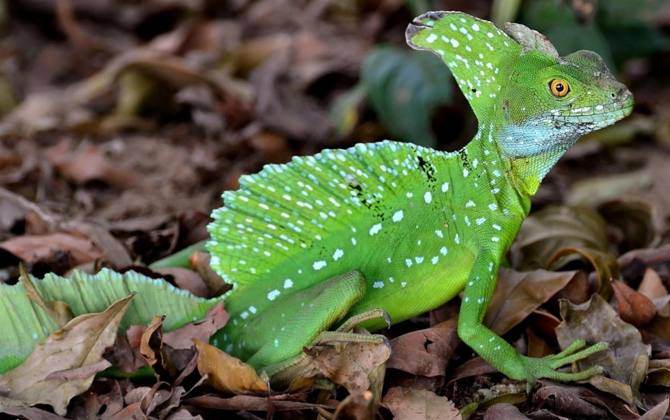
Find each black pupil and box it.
[555,83,564,92]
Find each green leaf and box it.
[361,47,452,147]
[0,268,224,373]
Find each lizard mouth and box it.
[547,97,634,130]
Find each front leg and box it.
[457,250,607,384]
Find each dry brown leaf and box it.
[511,205,609,271]
[0,396,67,420]
[188,251,229,295]
[185,394,331,412]
[638,268,668,300]
[532,385,612,418]
[556,294,650,403]
[19,264,73,327]
[193,339,268,394]
[0,295,134,415]
[154,267,209,298]
[387,320,459,377]
[381,387,461,420]
[612,280,656,327]
[139,315,165,368]
[485,268,581,335]
[618,244,670,269]
[302,335,391,395]
[46,141,139,188]
[0,232,102,268]
[164,303,229,350]
[483,403,528,420]
[640,398,670,420]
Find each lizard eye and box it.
[549,79,570,97]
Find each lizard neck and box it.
[461,126,533,217]
[504,149,565,197]
[490,119,577,199]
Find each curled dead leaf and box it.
[193,339,268,394]
[0,295,134,415]
[19,264,73,327]
[511,205,609,271]
[486,268,582,335]
[611,280,656,327]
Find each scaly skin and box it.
[206,11,633,383]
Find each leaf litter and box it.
[1,0,670,418]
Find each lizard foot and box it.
[522,339,608,383]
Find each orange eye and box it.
[549,79,570,97]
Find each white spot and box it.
[463,168,469,177]
[476,217,486,225]
[392,210,404,222]
[435,229,444,238]
[492,224,501,231]
[401,281,408,288]
[450,38,459,48]
[441,182,449,192]
[488,203,498,210]
[351,237,357,245]
[373,281,385,289]
[491,236,500,242]
[471,23,480,31]
[455,234,460,244]
[240,311,249,319]
[267,289,281,300]
[274,339,279,348]
[405,258,413,267]
[440,246,448,255]
[465,200,475,208]
[426,33,438,43]
[424,192,432,204]
[283,279,294,289]
[313,260,327,270]
[369,223,382,236]
[431,256,439,264]
[415,256,424,264]
[333,248,344,261]
[249,306,257,314]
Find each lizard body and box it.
[207,11,633,382]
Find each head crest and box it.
[406,11,522,121]
[502,22,559,58]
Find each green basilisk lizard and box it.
[205,11,632,382]
[0,11,633,385]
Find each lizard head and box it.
[494,46,633,158]
[406,12,633,159]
